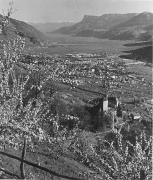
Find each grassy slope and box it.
[0,14,47,45]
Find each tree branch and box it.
[20,138,26,179]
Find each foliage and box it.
[69,128,152,180]
[0,5,48,149]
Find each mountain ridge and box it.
[54,12,153,41]
[54,13,138,34]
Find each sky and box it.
[0,0,153,23]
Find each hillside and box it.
[1,49,152,179]
[0,14,47,45]
[102,12,153,40]
[55,13,137,35]
[54,12,153,41]
[115,12,153,28]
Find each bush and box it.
[69,128,152,180]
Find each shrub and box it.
[69,128,152,180]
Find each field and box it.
[29,33,135,56]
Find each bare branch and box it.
[20,138,26,179]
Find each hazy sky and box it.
[0,0,153,22]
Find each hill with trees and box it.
[0,14,47,45]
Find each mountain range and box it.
[54,12,153,41]
[0,12,152,46]
[0,14,46,45]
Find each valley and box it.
[0,9,152,180]
[30,33,133,56]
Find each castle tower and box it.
[103,95,108,112]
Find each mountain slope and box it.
[102,12,153,40]
[54,12,153,41]
[0,14,47,45]
[115,12,153,28]
[55,13,137,35]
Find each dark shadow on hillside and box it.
[120,45,152,63]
